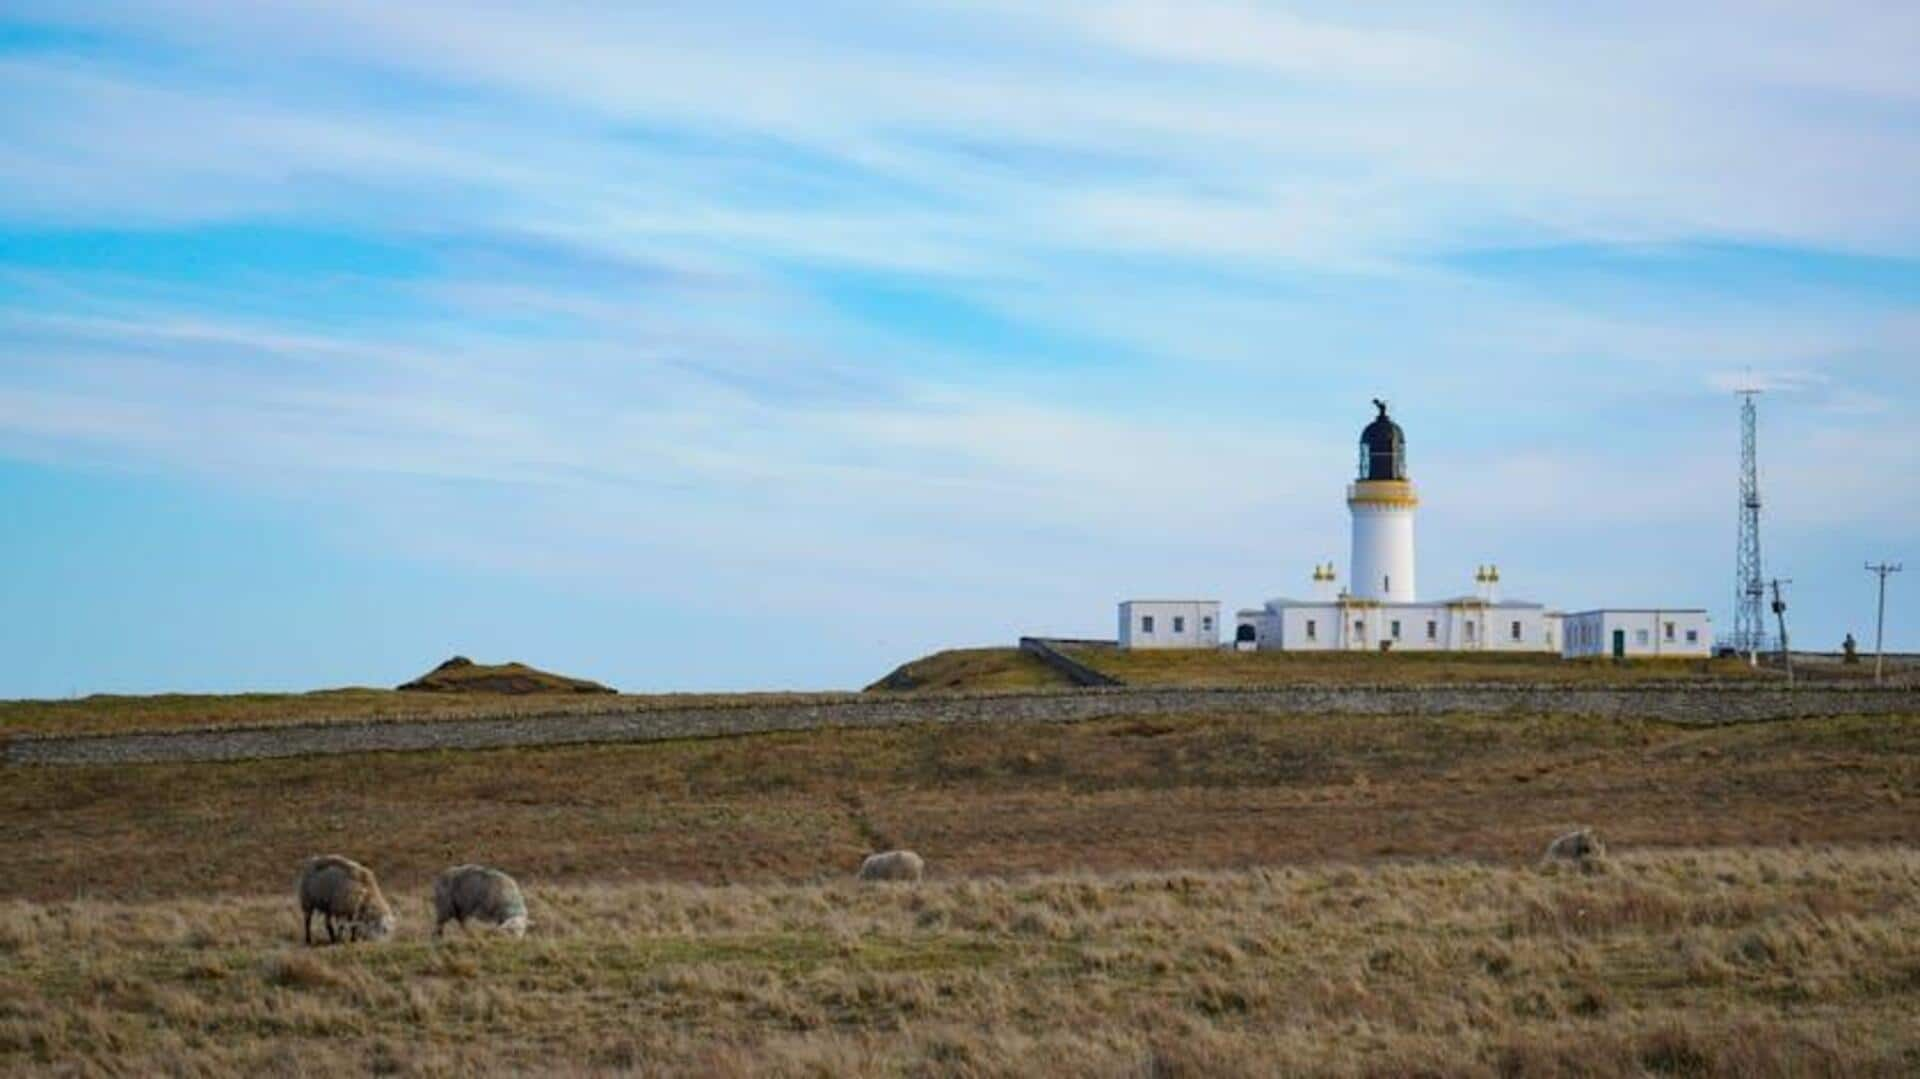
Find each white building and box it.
[1561,609,1712,658]
[1236,566,1564,653]
[1118,600,1220,650]
[1212,400,1699,658]
[1234,597,1563,652]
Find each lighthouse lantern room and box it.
[1348,399,1418,603]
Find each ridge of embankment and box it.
[7,683,1917,766]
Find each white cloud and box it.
[0,1,1915,677]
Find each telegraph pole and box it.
[1768,578,1793,685]
[1865,562,1903,685]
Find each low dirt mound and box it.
[398,656,615,695]
[866,648,1069,692]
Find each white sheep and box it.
[1541,828,1606,870]
[297,855,396,945]
[432,864,530,938]
[857,850,926,882]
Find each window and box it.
[1354,620,1366,639]
[1426,620,1437,640]
[1383,575,1390,593]
[1173,616,1186,633]
[1390,620,1402,640]
[1664,621,1675,641]
[1141,615,1155,633]
[1635,629,1649,645]
[1511,620,1522,641]
[1686,629,1699,644]
[1465,622,1476,642]
[1202,616,1213,631]
[1306,619,1317,640]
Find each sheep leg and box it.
[325,914,339,945]
[303,907,314,946]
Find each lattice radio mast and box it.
[1732,389,1768,662]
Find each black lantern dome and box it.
[1358,398,1406,481]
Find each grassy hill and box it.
[397,655,615,694]
[1,646,1786,740]
[867,644,1770,693]
[864,647,1072,692]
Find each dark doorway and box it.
[1611,628,1626,660]
[1236,624,1256,644]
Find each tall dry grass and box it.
[6,711,1915,904]
[3,848,1916,1076]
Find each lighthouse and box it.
[1348,399,1417,602]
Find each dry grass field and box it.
[0,687,851,739]
[4,711,1914,902]
[1063,647,1771,687]
[4,705,1917,1075]
[3,851,1916,1076]
[4,648,1809,739]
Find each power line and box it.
[1865,562,1904,685]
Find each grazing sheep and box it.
[433,864,530,938]
[297,855,396,945]
[857,850,925,883]
[1541,828,1606,869]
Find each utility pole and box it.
[1865,562,1904,685]
[1768,578,1793,685]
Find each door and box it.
[1611,628,1626,659]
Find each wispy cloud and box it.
[0,2,1915,690]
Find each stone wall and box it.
[8,683,1916,767]
[1018,637,1122,687]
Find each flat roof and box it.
[1119,599,1220,604]
[1563,608,1709,616]
[1261,598,1546,610]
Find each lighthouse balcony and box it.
[1346,480,1419,507]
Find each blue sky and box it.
[1,2,1915,696]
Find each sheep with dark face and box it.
[432,865,530,938]
[297,855,396,945]
[857,850,925,882]
[1541,828,1606,869]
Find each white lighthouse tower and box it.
[1348,398,1417,602]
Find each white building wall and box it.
[1283,604,1339,650]
[1243,600,1557,653]
[1118,601,1221,650]
[1561,610,1712,658]
[1349,504,1417,602]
